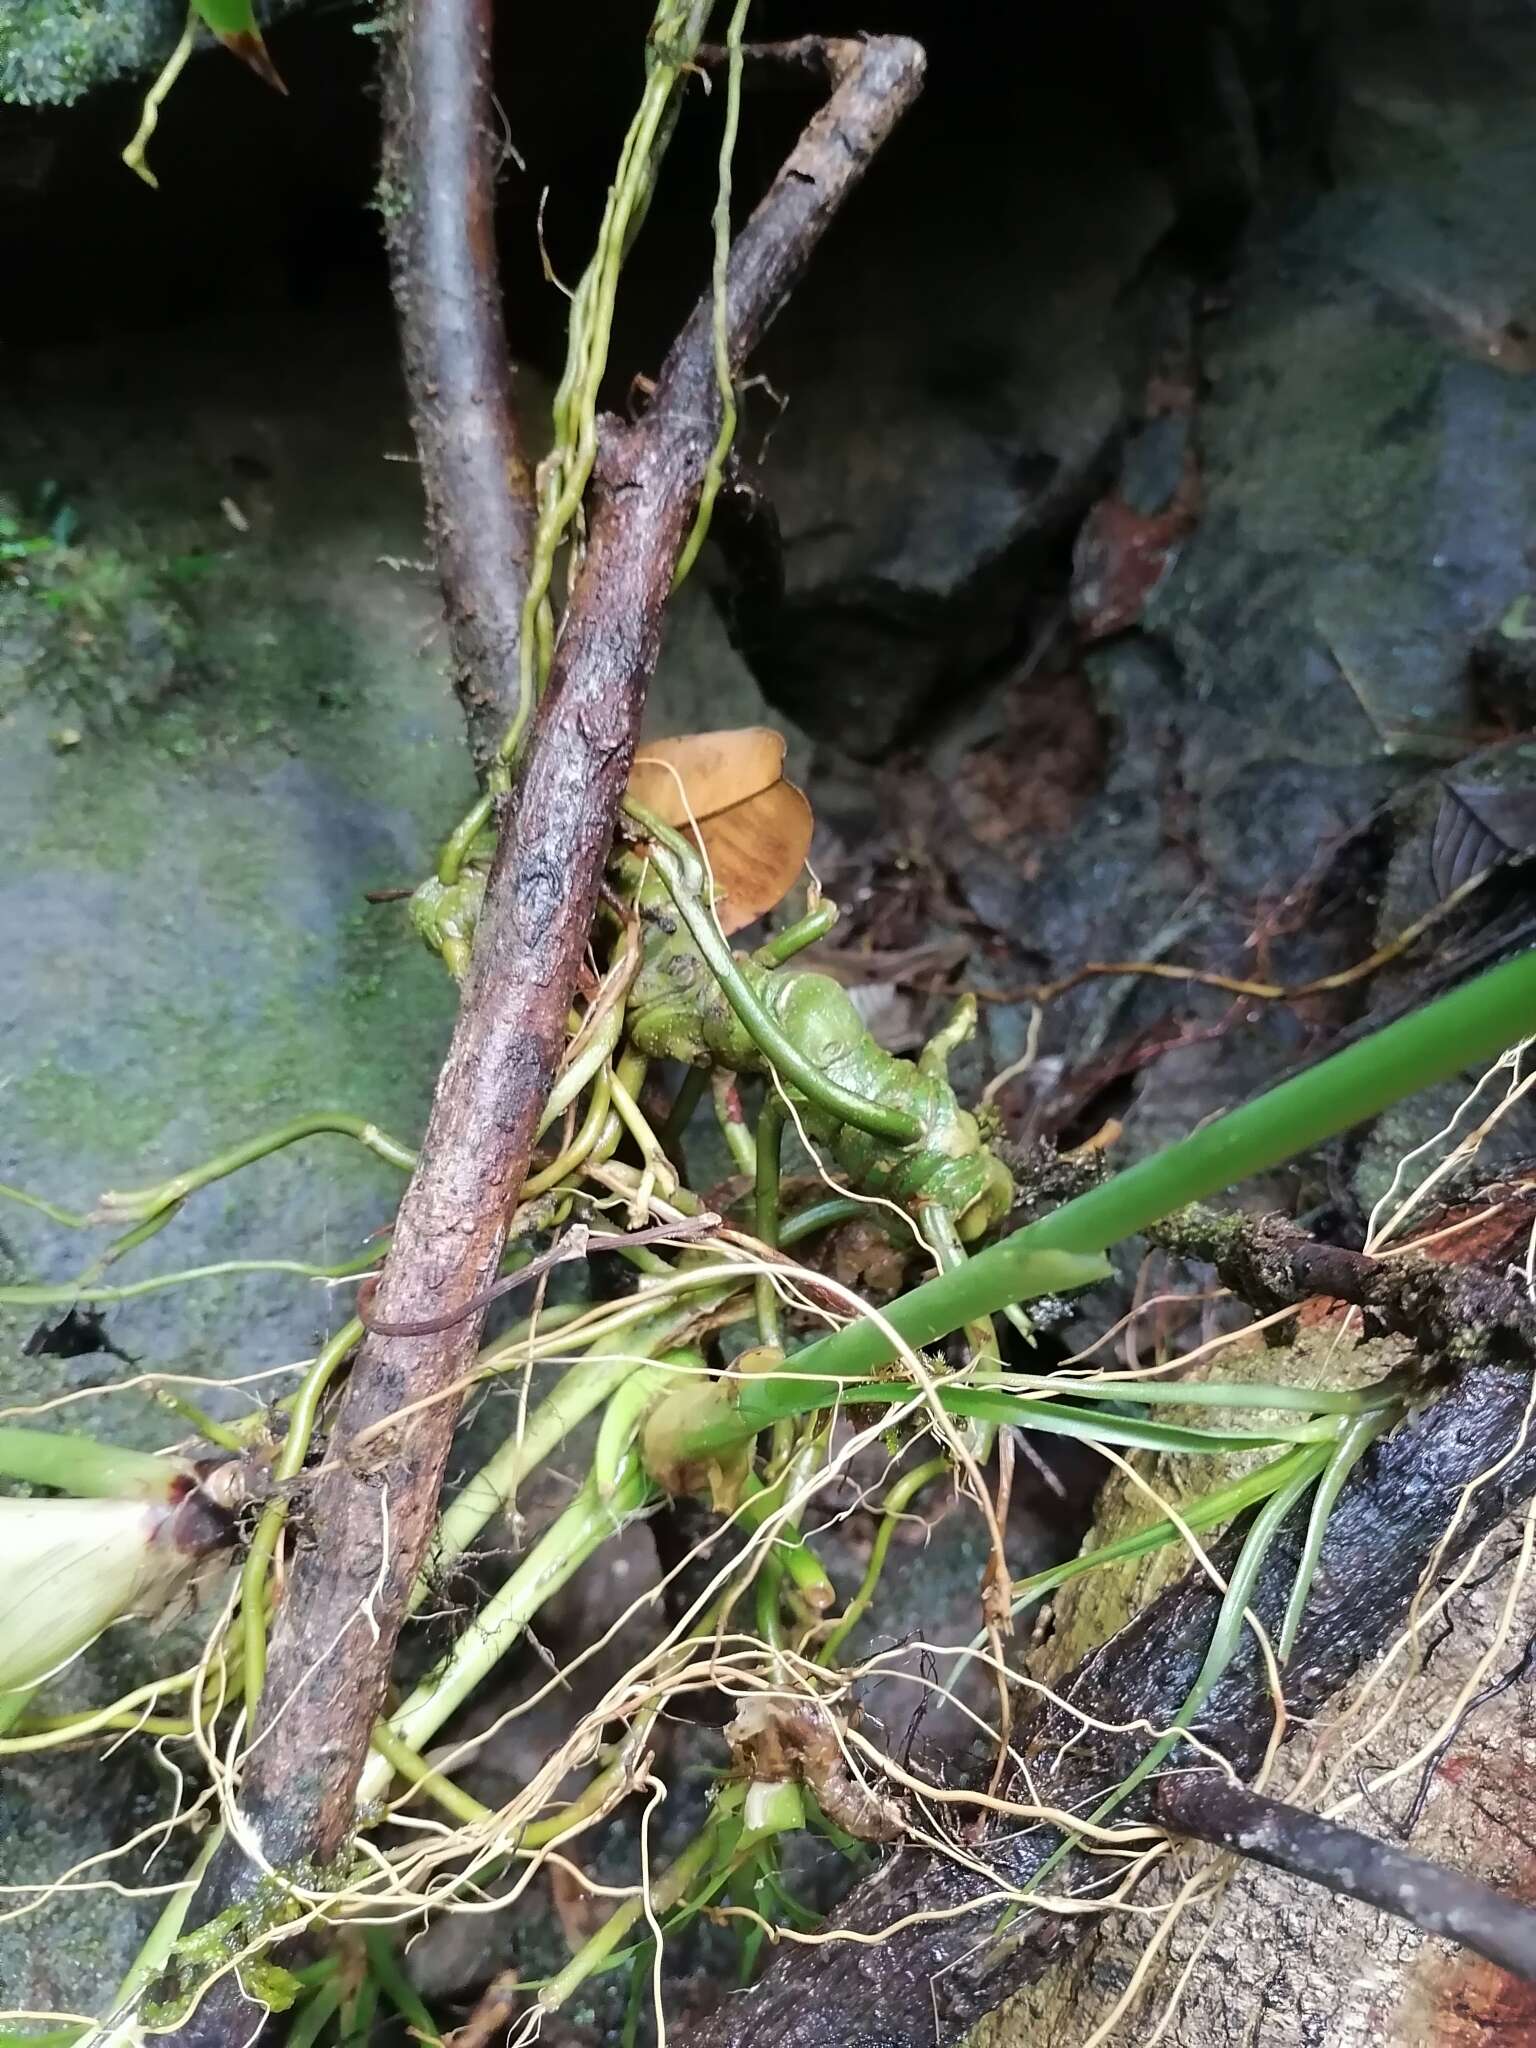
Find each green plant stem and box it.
[536,993,627,1140]
[779,1196,871,1244]
[241,1318,363,1710]
[1030,1447,1330,1901]
[760,945,1536,1385]
[286,1980,343,2048]
[998,1371,1408,1415]
[740,1463,835,1614]
[819,1454,950,1665]
[0,1248,383,1311]
[421,1295,727,1607]
[1006,1443,1323,1627]
[367,1721,490,1825]
[671,0,750,587]
[1278,1409,1389,1660]
[359,1461,654,1804]
[115,1824,224,2022]
[523,1069,614,1197]
[0,1428,187,1501]
[712,1069,758,1178]
[755,1096,785,1349]
[660,1066,710,1157]
[594,1352,702,1499]
[643,838,923,1144]
[94,1114,416,1226]
[498,0,714,784]
[752,905,839,970]
[660,1375,1353,1469]
[0,1183,92,1229]
[537,1783,746,2014]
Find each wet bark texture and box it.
[686,1362,1536,2047]
[381,0,537,771]
[161,25,926,2047]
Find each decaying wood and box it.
[686,1360,1536,2046]
[160,22,925,2045]
[381,0,536,770]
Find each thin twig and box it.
[1156,1771,1536,1982]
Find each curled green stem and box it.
[641,836,923,1146]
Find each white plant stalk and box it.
[0,1484,237,1698]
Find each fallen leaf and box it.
[1431,781,1536,900]
[696,778,814,934]
[629,727,786,827]
[629,728,812,933]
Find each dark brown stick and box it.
[159,26,925,2046]
[684,1360,1536,2046]
[1156,1772,1536,1982]
[381,0,537,770]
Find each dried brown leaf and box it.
[628,727,787,827]
[697,778,815,934]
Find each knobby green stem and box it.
[643,838,923,1145]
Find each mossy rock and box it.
[0,0,306,109]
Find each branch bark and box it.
[684,1359,1536,2046]
[381,0,537,771]
[160,24,925,2045]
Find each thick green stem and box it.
[767,946,1536,1385]
[0,1428,189,1501]
[359,1461,653,1805]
